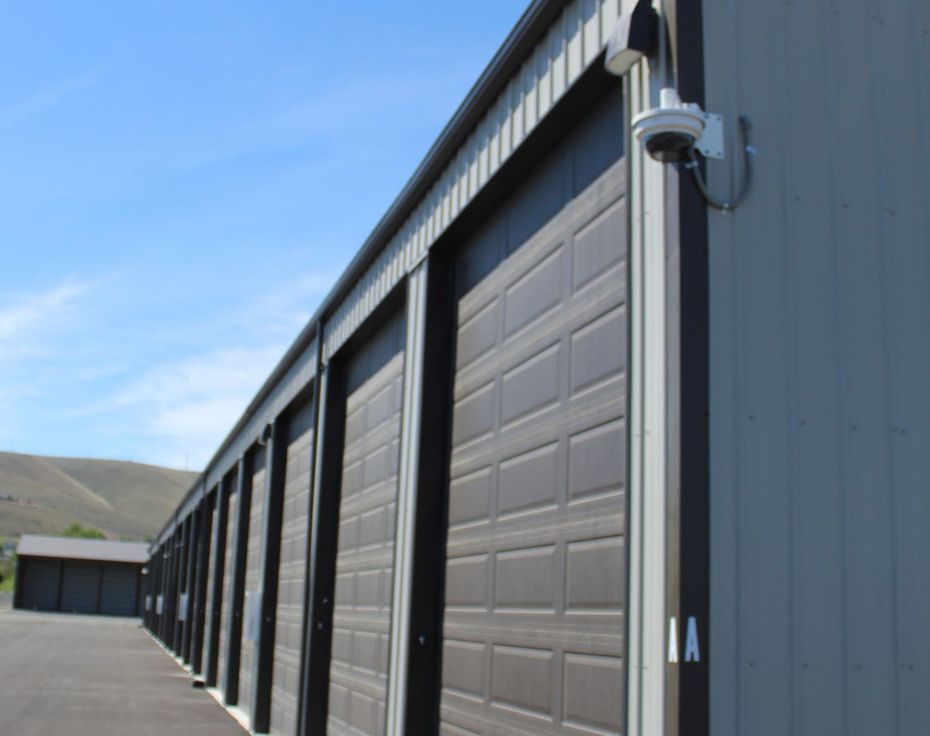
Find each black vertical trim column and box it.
[174,517,191,654]
[402,251,456,734]
[225,454,254,706]
[192,493,215,674]
[666,1,711,734]
[160,542,173,642]
[301,360,348,736]
[207,476,231,687]
[158,543,169,638]
[169,526,184,650]
[252,420,288,733]
[183,507,200,663]
[154,547,162,634]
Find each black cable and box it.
[686,115,753,212]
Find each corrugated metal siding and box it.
[323,0,622,361]
[703,2,930,734]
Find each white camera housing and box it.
[632,88,724,163]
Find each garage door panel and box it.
[60,561,100,614]
[572,198,626,293]
[444,495,625,559]
[21,559,59,611]
[441,156,625,734]
[451,388,626,484]
[100,564,138,616]
[327,331,404,736]
[455,279,625,393]
[503,244,565,339]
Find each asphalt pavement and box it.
[0,610,244,735]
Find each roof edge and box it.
[155,0,571,544]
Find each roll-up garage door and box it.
[21,558,59,611]
[217,487,238,691]
[269,400,315,736]
[60,561,101,614]
[238,449,266,720]
[327,316,405,736]
[441,92,626,735]
[99,563,139,616]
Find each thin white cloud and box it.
[0,279,95,341]
[233,269,341,335]
[0,73,98,127]
[112,344,287,467]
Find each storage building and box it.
[142,1,930,734]
[15,535,147,616]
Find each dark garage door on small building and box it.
[14,535,148,617]
[20,557,59,612]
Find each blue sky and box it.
[0,1,527,470]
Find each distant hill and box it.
[0,451,197,542]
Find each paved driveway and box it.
[0,611,243,735]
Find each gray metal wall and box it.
[703,2,930,734]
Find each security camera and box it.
[625,83,754,210]
[632,88,707,163]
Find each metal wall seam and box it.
[385,262,429,736]
[321,0,620,362]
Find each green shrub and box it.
[62,522,106,539]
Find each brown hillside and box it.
[0,451,197,542]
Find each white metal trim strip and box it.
[385,263,429,736]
